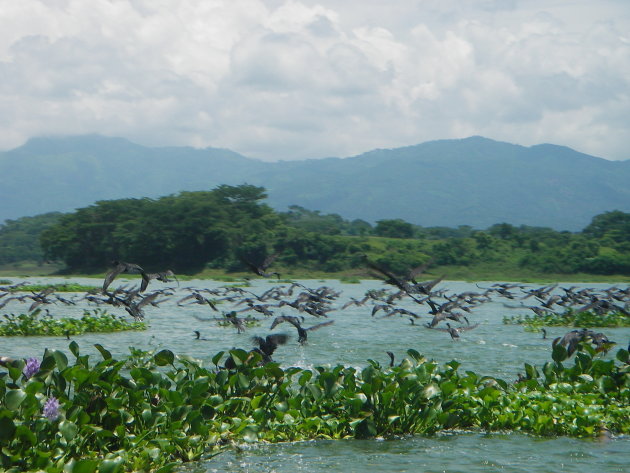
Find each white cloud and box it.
[0,0,629,160]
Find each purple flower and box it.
[43,396,60,421]
[23,357,40,379]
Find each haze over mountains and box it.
[2,135,629,231]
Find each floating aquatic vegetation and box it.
[503,309,630,329]
[6,283,99,293]
[0,343,627,472]
[0,308,146,336]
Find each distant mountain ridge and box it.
[2,134,629,231]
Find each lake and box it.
[1,276,629,472]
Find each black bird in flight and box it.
[144,270,179,289]
[365,258,439,299]
[103,261,150,293]
[553,328,616,356]
[177,291,218,311]
[241,252,281,278]
[429,322,480,340]
[251,333,290,363]
[270,315,334,344]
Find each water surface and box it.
[1,277,628,472]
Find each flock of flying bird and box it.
[1,254,628,368]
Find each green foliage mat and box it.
[0,343,628,472]
[503,309,630,329]
[7,283,99,293]
[0,309,146,336]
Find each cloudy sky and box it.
[1,0,629,161]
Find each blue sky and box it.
[1,0,629,160]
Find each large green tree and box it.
[0,212,63,264]
[582,210,630,245]
[374,219,414,238]
[40,185,276,273]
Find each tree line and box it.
[0,184,629,276]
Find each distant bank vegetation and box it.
[0,184,629,277]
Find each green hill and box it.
[2,135,629,230]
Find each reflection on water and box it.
[1,277,629,472]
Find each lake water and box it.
[1,277,629,472]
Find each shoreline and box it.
[1,262,629,284]
[1,273,629,286]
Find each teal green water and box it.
[182,434,628,473]
[1,277,629,472]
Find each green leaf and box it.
[154,463,180,473]
[406,349,422,361]
[15,424,37,445]
[154,350,175,366]
[40,353,56,371]
[5,389,27,410]
[440,380,456,396]
[212,351,225,366]
[306,383,322,400]
[552,344,568,363]
[354,418,377,439]
[264,363,284,378]
[8,364,24,382]
[616,348,629,364]
[423,383,440,399]
[298,370,313,386]
[60,420,79,441]
[215,370,228,386]
[69,341,80,358]
[53,350,68,371]
[98,457,124,473]
[24,380,45,395]
[236,373,250,389]
[228,349,248,366]
[0,417,16,442]
[94,344,112,360]
[598,376,617,394]
[251,395,264,409]
[574,352,592,372]
[446,360,461,370]
[242,426,258,443]
[524,363,538,379]
[69,459,99,473]
[361,365,375,383]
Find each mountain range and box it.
[2,134,629,231]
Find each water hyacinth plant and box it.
[22,357,40,379]
[0,308,146,336]
[0,342,628,472]
[43,397,61,421]
[503,308,630,329]
[6,283,99,293]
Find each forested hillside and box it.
[2,184,622,277]
[2,135,629,230]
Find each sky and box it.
[1,0,629,161]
